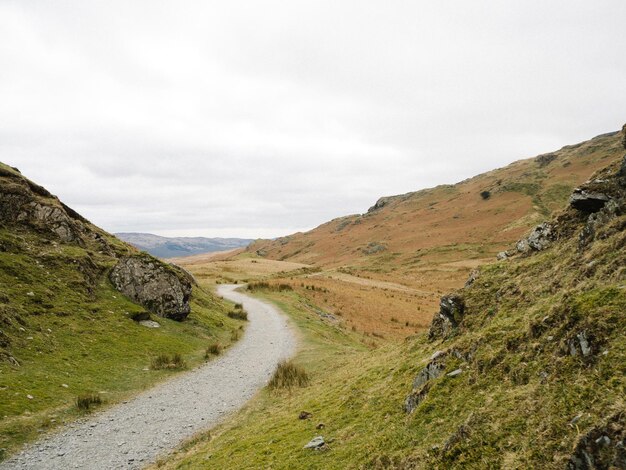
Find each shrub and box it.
[480,190,491,200]
[268,360,310,389]
[228,309,248,321]
[205,342,222,358]
[75,393,102,411]
[151,353,187,370]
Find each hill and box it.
[155,128,626,469]
[115,232,253,259]
[0,163,243,459]
[240,130,624,338]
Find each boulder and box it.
[570,189,610,213]
[109,255,192,321]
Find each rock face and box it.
[109,255,192,321]
[429,294,465,341]
[0,168,83,242]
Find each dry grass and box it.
[75,393,102,412]
[268,360,310,390]
[205,342,222,358]
[151,353,187,370]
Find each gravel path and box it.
[1,285,297,469]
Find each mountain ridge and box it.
[115,232,253,259]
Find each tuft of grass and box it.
[205,342,222,358]
[230,329,242,342]
[268,360,310,390]
[151,353,187,370]
[227,309,248,321]
[75,393,102,412]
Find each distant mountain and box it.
[115,233,253,258]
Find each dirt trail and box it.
[1,285,296,470]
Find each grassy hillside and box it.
[0,163,242,459]
[155,146,626,468]
[240,131,624,339]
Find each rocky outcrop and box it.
[569,189,610,213]
[109,255,193,321]
[428,294,465,341]
[516,222,555,254]
[535,153,557,167]
[404,352,447,413]
[0,166,84,242]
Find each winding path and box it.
[2,285,296,469]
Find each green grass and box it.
[0,227,241,459]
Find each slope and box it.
[154,129,626,469]
[0,163,242,459]
[242,130,623,338]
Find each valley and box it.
[1,127,625,469]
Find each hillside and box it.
[239,131,624,338]
[155,130,626,469]
[0,164,242,459]
[115,232,253,259]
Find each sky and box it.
[1,1,625,239]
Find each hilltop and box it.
[115,232,252,259]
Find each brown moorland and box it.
[184,130,624,339]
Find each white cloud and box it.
[1,0,625,238]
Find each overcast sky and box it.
[1,1,625,239]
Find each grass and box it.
[0,226,243,460]
[268,360,310,389]
[151,353,187,370]
[75,393,102,412]
[205,342,222,358]
[227,309,248,321]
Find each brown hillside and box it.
[239,130,623,339]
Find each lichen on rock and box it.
[109,255,193,321]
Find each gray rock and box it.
[405,353,447,413]
[447,369,463,378]
[428,294,465,341]
[303,436,325,449]
[138,320,160,328]
[412,360,445,390]
[570,189,610,213]
[569,331,592,357]
[496,251,509,261]
[517,222,554,254]
[109,256,193,321]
